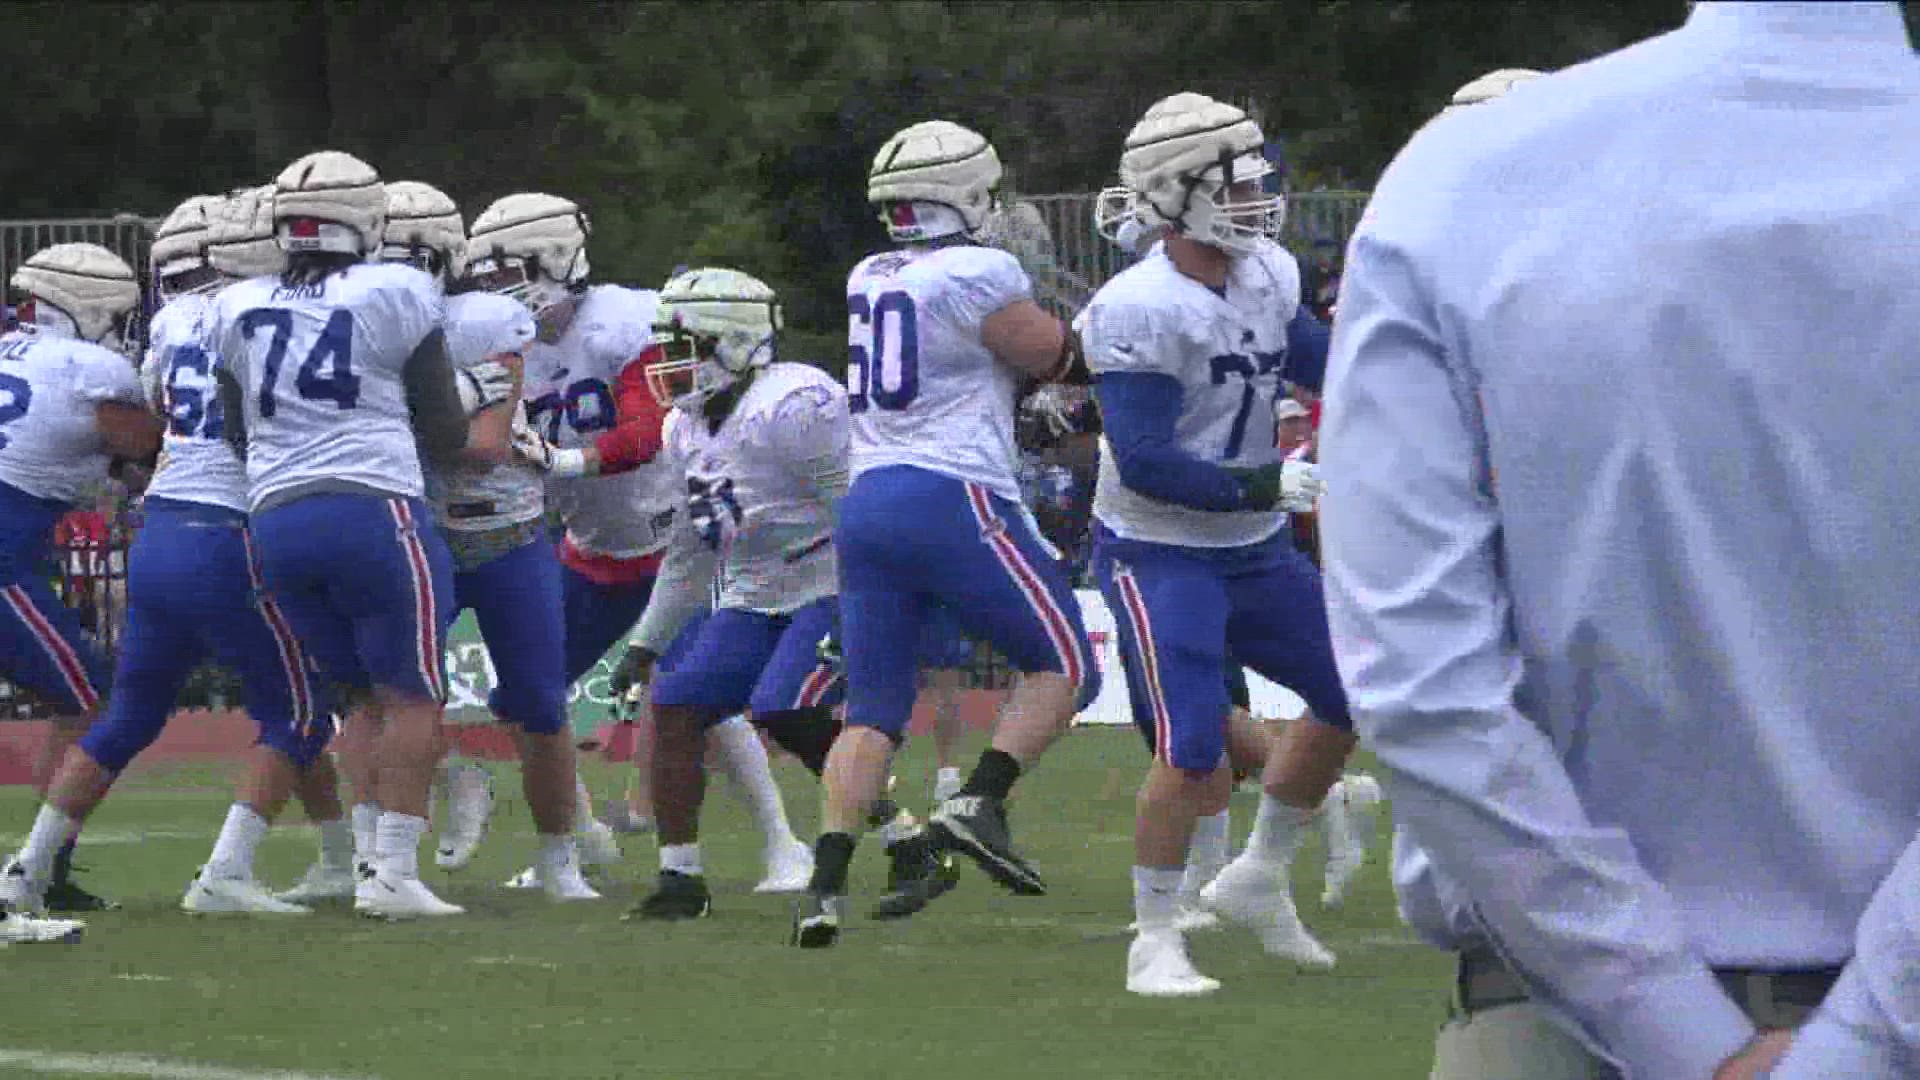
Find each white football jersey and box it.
[522,285,679,558]
[0,328,144,505]
[845,244,1030,502]
[664,362,845,614]
[143,293,248,512]
[428,292,542,531]
[213,262,443,512]
[1081,240,1301,548]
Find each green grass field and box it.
[0,730,1448,1080]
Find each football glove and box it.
[608,643,657,703]
[456,359,518,416]
[815,629,843,671]
[1228,459,1325,513]
[511,424,591,478]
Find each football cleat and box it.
[1126,931,1221,997]
[533,845,601,903]
[871,839,959,921]
[576,819,623,867]
[791,892,845,949]
[753,840,814,895]
[622,870,710,922]
[930,794,1045,896]
[0,908,84,945]
[355,874,464,920]
[1200,861,1336,970]
[434,762,494,870]
[44,877,118,913]
[0,858,44,916]
[182,867,311,916]
[274,862,358,905]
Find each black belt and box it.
[1456,945,1842,1023]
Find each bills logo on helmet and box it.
[284,218,324,251]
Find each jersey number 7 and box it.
[846,291,919,414]
[239,309,360,418]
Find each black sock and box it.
[959,749,1022,801]
[50,839,75,885]
[760,706,840,776]
[809,832,858,895]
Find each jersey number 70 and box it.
[238,309,360,418]
[846,290,919,414]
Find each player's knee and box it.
[76,715,162,775]
[840,709,909,749]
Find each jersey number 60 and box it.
[846,291,919,414]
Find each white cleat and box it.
[1201,860,1336,970]
[534,847,601,902]
[275,863,358,905]
[183,868,311,915]
[0,857,46,916]
[1321,774,1383,908]
[435,764,494,870]
[1126,931,1221,997]
[0,908,83,944]
[576,820,622,867]
[753,840,815,894]
[356,874,464,919]
[502,866,539,890]
[353,861,378,907]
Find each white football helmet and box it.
[868,120,1002,243]
[380,180,466,286]
[271,149,386,257]
[466,193,591,319]
[11,243,141,355]
[1119,92,1283,258]
[1443,68,1544,114]
[150,194,225,302]
[645,267,781,409]
[208,186,288,279]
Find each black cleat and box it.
[930,795,1045,896]
[44,876,119,914]
[872,841,959,920]
[623,869,711,922]
[791,892,844,948]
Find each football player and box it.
[796,120,1100,948]
[465,192,664,873]
[1077,92,1352,995]
[625,267,886,921]
[0,241,160,942]
[211,150,475,919]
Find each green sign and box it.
[441,612,626,738]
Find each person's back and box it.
[1323,4,1920,1075]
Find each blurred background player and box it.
[212,150,471,919]
[797,120,1099,948]
[629,268,855,921]
[1079,92,1348,995]
[0,241,160,941]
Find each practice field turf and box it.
[0,730,1447,1080]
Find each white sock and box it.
[317,818,354,872]
[709,715,796,849]
[1132,865,1184,932]
[351,803,381,865]
[537,833,574,871]
[18,805,77,884]
[1180,809,1232,903]
[207,804,269,878]
[660,842,703,876]
[573,780,603,834]
[375,812,429,880]
[1242,794,1314,867]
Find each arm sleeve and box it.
[1284,304,1331,394]
[403,328,469,459]
[1320,225,1754,1079]
[631,520,717,656]
[1772,835,1920,1078]
[1093,372,1246,511]
[590,347,669,473]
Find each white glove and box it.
[1279,458,1326,513]
[456,359,518,416]
[511,424,591,478]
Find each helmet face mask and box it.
[1121,93,1285,260]
[467,193,592,323]
[645,267,779,409]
